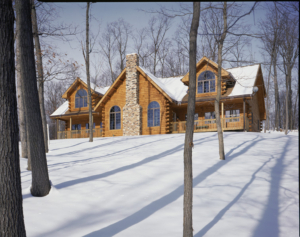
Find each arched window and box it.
[148,101,160,127]
[75,89,87,108]
[198,71,215,93]
[110,106,121,130]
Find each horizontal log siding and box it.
[195,63,228,98]
[139,74,168,135]
[68,84,102,112]
[103,78,126,137]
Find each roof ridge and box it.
[226,64,260,70]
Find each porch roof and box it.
[226,64,260,97]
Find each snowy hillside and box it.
[20,131,299,237]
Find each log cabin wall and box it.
[103,76,126,137]
[139,74,168,135]
[68,84,102,113]
[247,92,261,132]
[196,63,218,98]
[194,63,228,99]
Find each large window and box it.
[198,71,215,94]
[75,89,87,108]
[110,106,121,130]
[225,110,240,122]
[72,124,81,130]
[205,112,216,124]
[148,101,160,127]
[86,123,95,129]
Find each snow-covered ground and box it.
[20,131,299,237]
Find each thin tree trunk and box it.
[293,81,298,129]
[0,1,27,235]
[288,71,292,129]
[16,17,28,158]
[183,3,200,237]
[86,2,93,142]
[31,0,49,153]
[16,0,51,196]
[215,3,227,160]
[285,73,289,135]
[264,62,272,133]
[273,56,280,131]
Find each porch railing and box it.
[57,128,103,139]
[171,115,249,133]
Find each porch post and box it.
[56,119,58,139]
[243,98,246,132]
[70,117,72,138]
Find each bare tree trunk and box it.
[0,1,27,235]
[264,63,272,133]
[16,0,51,196]
[288,72,293,129]
[183,3,200,237]
[273,56,280,131]
[285,71,289,135]
[86,2,93,142]
[293,80,298,129]
[215,3,227,160]
[31,0,49,153]
[16,17,28,158]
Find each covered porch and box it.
[52,112,103,139]
[170,114,249,133]
[57,128,103,139]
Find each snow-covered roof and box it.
[226,64,260,97]
[139,66,187,102]
[80,78,110,96]
[50,81,110,117]
[50,100,69,117]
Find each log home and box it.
[50,54,266,139]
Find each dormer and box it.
[181,56,233,97]
[61,77,104,112]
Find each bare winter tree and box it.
[259,2,281,131]
[183,3,200,237]
[83,2,93,142]
[99,22,117,83]
[277,9,299,134]
[111,18,132,74]
[0,0,26,235]
[202,2,258,160]
[148,15,172,76]
[15,14,28,158]
[31,0,49,153]
[16,0,51,196]
[132,27,151,68]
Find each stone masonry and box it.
[123,53,142,136]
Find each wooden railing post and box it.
[243,98,246,132]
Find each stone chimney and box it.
[123,53,142,136]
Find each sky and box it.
[41,2,266,80]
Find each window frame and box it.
[197,71,216,94]
[204,112,216,124]
[225,109,240,122]
[147,101,160,127]
[110,106,121,130]
[75,89,88,108]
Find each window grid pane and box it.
[154,109,160,126]
[148,110,153,127]
[198,71,215,94]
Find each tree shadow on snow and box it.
[54,134,218,190]
[251,136,291,237]
[47,135,178,174]
[82,135,261,237]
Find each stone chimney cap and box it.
[126,53,138,56]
